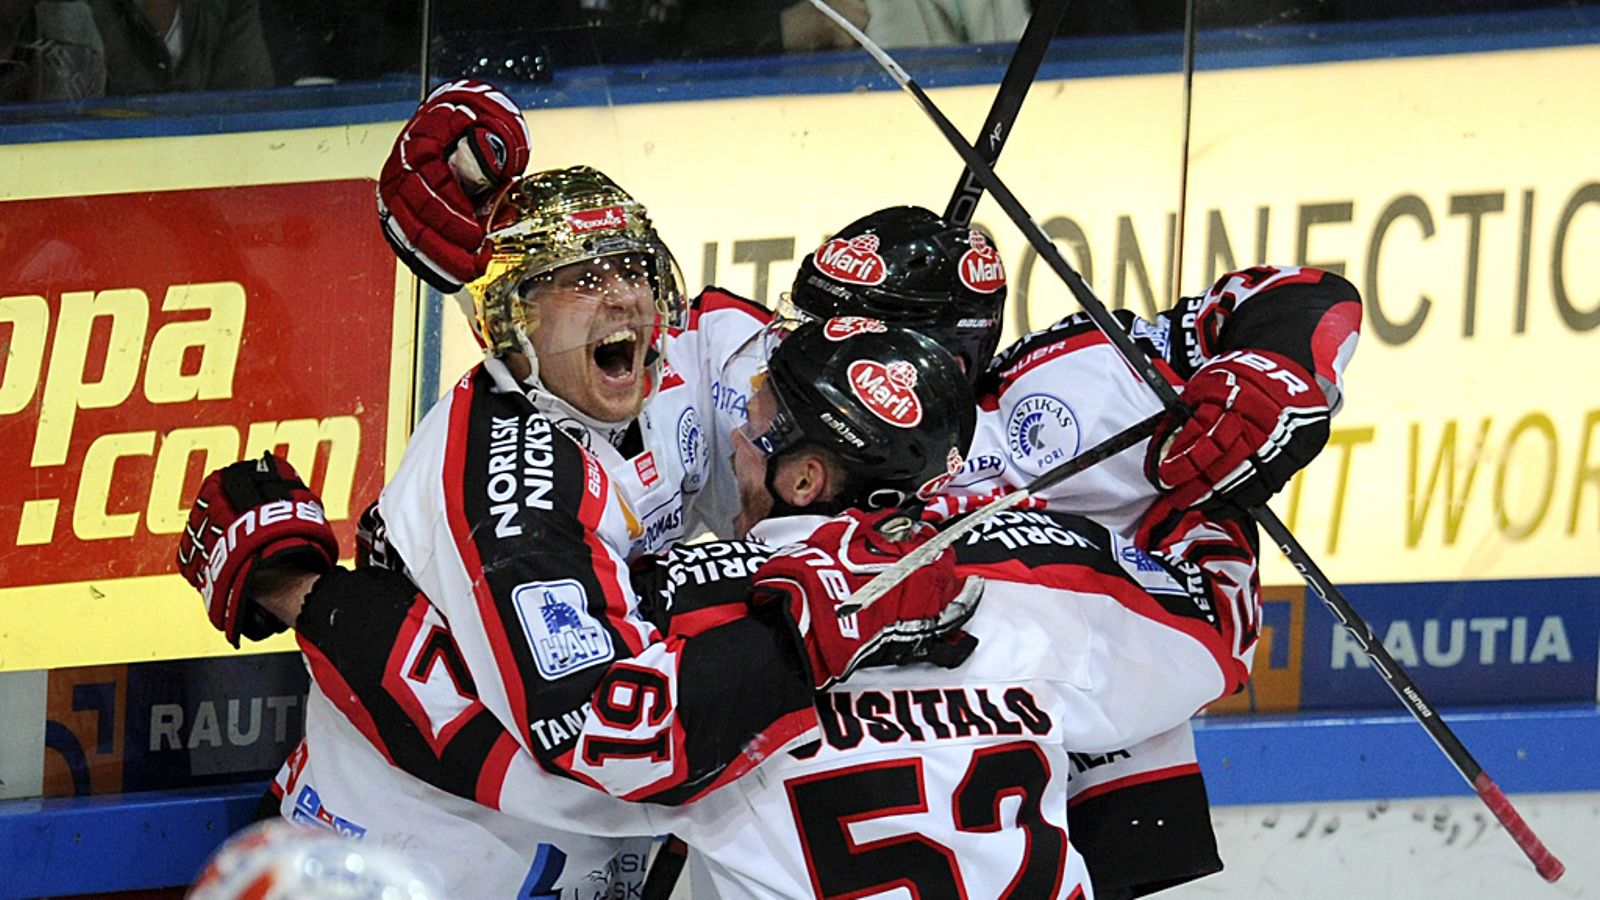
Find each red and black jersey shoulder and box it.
[687,286,773,330]
[296,567,518,809]
[953,508,1122,575]
[631,540,775,634]
[975,309,1162,408]
[442,369,647,772]
[1163,266,1361,381]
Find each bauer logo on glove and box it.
[176,452,339,646]
[1147,348,1331,510]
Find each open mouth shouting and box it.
[593,326,641,386]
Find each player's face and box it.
[523,254,659,423]
[731,382,779,538]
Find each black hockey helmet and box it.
[756,317,976,510]
[790,206,1007,384]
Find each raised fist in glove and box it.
[1147,349,1331,510]
[750,508,984,690]
[176,452,339,646]
[378,79,531,293]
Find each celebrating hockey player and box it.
[785,204,1362,897]
[184,313,1262,900]
[177,77,1356,897]
[175,85,984,895]
[176,318,982,896]
[637,318,1264,900]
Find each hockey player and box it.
[176,143,983,896]
[364,83,1353,895]
[786,204,1362,897]
[374,80,768,553]
[633,315,1263,899]
[179,335,977,897]
[191,316,1253,900]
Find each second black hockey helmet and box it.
[790,206,1007,383]
[752,317,976,510]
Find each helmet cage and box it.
[466,166,686,356]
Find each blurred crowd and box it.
[0,0,1588,104]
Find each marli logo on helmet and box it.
[565,205,629,234]
[959,231,1006,294]
[885,360,917,390]
[814,234,887,285]
[823,316,888,341]
[915,448,966,500]
[847,359,923,427]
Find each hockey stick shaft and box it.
[641,835,688,900]
[812,1,1565,881]
[943,0,1070,227]
[838,411,1163,617]
[1256,505,1564,881]
[807,0,1181,409]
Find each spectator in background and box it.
[679,0,1132,57]
[86,0,272,94]
[0,0,106,100]
[866,0,1028,48]
[1,0,273,101]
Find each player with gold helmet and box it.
[173,79,981,899]
[462,166,688,426]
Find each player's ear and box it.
[774,452,833,508]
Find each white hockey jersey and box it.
[935,264,1363,894]
[272,289,794,897]
[653,500,1257,900]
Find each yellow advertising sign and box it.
[2,42,1596,671]
[0,176,414,671]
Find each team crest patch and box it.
[513,579,615,679]
[823,316,888,341]
[958,231,1006,293]
[813,234,887,285]
[1113,533,1186,597]
[1005,393,1081,476]
[847,359,922,427]
[678,406,706,491]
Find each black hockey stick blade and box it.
[944,0,1070,227]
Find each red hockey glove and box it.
[750,508,984,690]
[176,452,339,647]
[377,79,531,293]
[1147,349,1331,510]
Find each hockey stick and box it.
[810,0,1566,882]
[1169,0,1198,303]
[943,0,1069,227]
[842,411,1162,615]
[641,835,688,900]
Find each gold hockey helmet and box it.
[465,166,685,355]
